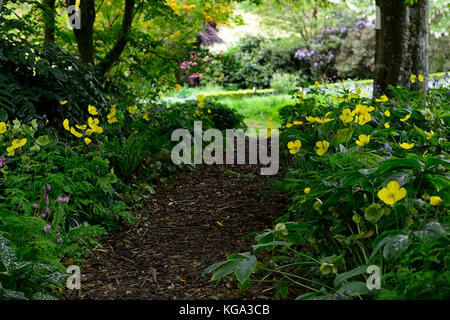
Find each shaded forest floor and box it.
[64,147,288,300]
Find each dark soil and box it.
[64,138,288,300]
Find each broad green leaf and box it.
[337,281,370,298]
[252,241,291,253]
[372,158,424,176]
[334,265,370,288]
[36,135,51,146]
[330,127,355,145]
[211,259,241,281]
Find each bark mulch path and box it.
[64,151,288,300]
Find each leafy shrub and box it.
[0,4,106,125]
[205,80,450,300]
[0,233,67,300]
[270,73,299,94]
[168,99,247,131]
[204,36,303,89]
[336,28,375,80]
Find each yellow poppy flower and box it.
[107,117,118,124]
[377,181,407,205]
[356,134,370,146]
[409,74,417,83]
[0,122,6,134]
[400,142,414,150]
[315,112,334,124]
[384,110,391,117]
[426,130,435,140]
[70,127,83,138]
[84,138,92,145]
[6,146,15,156]
[306,116,316,123]
[60,100,68,105]
[353,104,373,125]
[143,113,150,121]
[293,121,303,125]
[316,141,330,156]
[128,105,136,114]
[287,140,301,154]
[384,123,390,129]
[11,138,27,148]
[304,188,311,194]
[88,105,98,115]
[400,114,411,122]
[418,74,424,82]
[88,117,100,128]
[429,196,442,206]
[75,124,87,130]
[286,123,293,128]
[339,108,354,124]
[63,119,70,131]
[376,95,389,103]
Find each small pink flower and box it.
[43,224,51,232]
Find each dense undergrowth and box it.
[204,77,450,300]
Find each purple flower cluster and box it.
[57,196,70,204]
[32,183,68,244]
[180,60,198,70]
[0,156,5,168]
[379,143,393,161]
[295,49,315,58]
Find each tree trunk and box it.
[71,0,96,66]
[43,0,56,46]
[97,0,136,76]
[373,0,409,96]
[406,0,430,92]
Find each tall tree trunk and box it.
[97,0,136,76]
[71,0,96,66]
[406,0,430,92]
[374,0,409,96]
[43,0,56,46]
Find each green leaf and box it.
[334,265,370,288]
[330,127,355,145]
[36,135,51,146]
[414,221,446,240]
[210,259,242,282]
[30,292,58,300]
[252,241,291,253]
[384,171,413,187]
[382,235,410,259]
[372,158,424,176]
[336,281,370,298]
[235,257,256,284]
[0,234,18,270]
